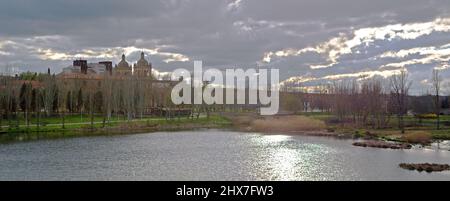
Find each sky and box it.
[0,0,450,94]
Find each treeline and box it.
[1,69,448,133]
[282,70,447,133]
[1,73,282,132]
[0,73,185,130]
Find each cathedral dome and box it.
[136,52,149,68]
[117,54,130,69]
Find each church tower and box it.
[114,54,132,76]
[134,51,152,77]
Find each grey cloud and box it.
[1,0,450,93]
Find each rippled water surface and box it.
[1,130,450,180]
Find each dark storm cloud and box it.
[0,0,450,93]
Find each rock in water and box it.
[399,163,450,172]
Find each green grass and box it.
[1,114,231,132]
[431,130,450,140]
[0,114,232,143]
[1,113,105,126]
[302,112,333,121]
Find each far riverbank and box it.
[0,115,232,143]
[2,113,450,150]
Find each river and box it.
[0,129,449,180]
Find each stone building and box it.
[56,52,178,113]
[133,52,152,77]
[60,51,153,78]
[114,54,132,76]
[113,52,152,77]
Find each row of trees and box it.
[281,69,447,133]
[0,73,177,130]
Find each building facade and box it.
[59,51,154,79]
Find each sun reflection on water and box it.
[252,134,335,180]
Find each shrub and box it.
[415,113,437,119]
[401,131,432,144]
[353,130,364,138]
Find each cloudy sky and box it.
[1,0,450,93]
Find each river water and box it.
[0,130,449,180]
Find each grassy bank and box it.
[2,111,449,144]
[227,113,331,134]
[304,112,450,143]
[0,115,232,143]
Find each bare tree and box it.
[42,75,57,117]
[3,76,17,128]
[58,81,67,129]
[390,69,411,134]
[101,74,113,127]
[122,75,135,121]
[35,88,43,131]
[111,79,122,121]
[358,78,391,128]
[85,88,95,129]
[19,82,32,129]
[135,78,146,119]
[432,68,441,130]
[0,76,5,130]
